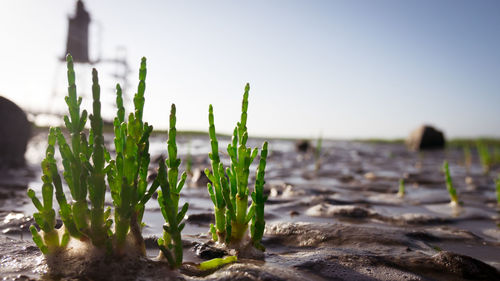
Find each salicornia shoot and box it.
[106,57,158,256]
[443,161,459,205]
[397,178,405,198]
[477,142,491,174]
[250,142,268,250]
[27,128,70,255]
[206,104,227,243]
[205,83,269,249]
[157,104,189,269]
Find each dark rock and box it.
[147,169,158,183]
[143,236,159,249]
[192,154,210,166]
[193,242,227,260]
[190,168,210,187]
[0,96,31,168]
[151,154,165,165]
[406,125,445,151]
[295,140,310,153]
[30,218,62,231]
[186,213,214,225]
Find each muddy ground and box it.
[1,131,499,280]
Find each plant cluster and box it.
[29,56,266,272]
[28,55,187,269]
[29,55,123,255]
[205,84,269,250]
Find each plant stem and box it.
[443,161,458,204]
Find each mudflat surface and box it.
[1,131,499,280]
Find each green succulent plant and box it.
[397,178,405,198]
[156,104,189,269]
[28,55,159,257]
[477,142,491,174]
[443,160,459,205]
[205,83,269,249]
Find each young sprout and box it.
[443,161,459,206]
[477,142,491,174]
[156,104,189,269]
[206,84,269,249]
[314,134,322,171]
[397,178,405,198]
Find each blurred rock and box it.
[406,125,445,151]
[0,97,31,168]
[151,154,165,165]
[295,140,310,153]
[190,168,210,187]
[147,170,157,183]
[186,212,214,225]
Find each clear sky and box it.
[0,0,499,139]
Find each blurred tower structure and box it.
[29,0,132,124]
[65,0,92,63]
[60,0,131,107]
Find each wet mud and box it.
[1,132,500,280]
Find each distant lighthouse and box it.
[65,0,91,63]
